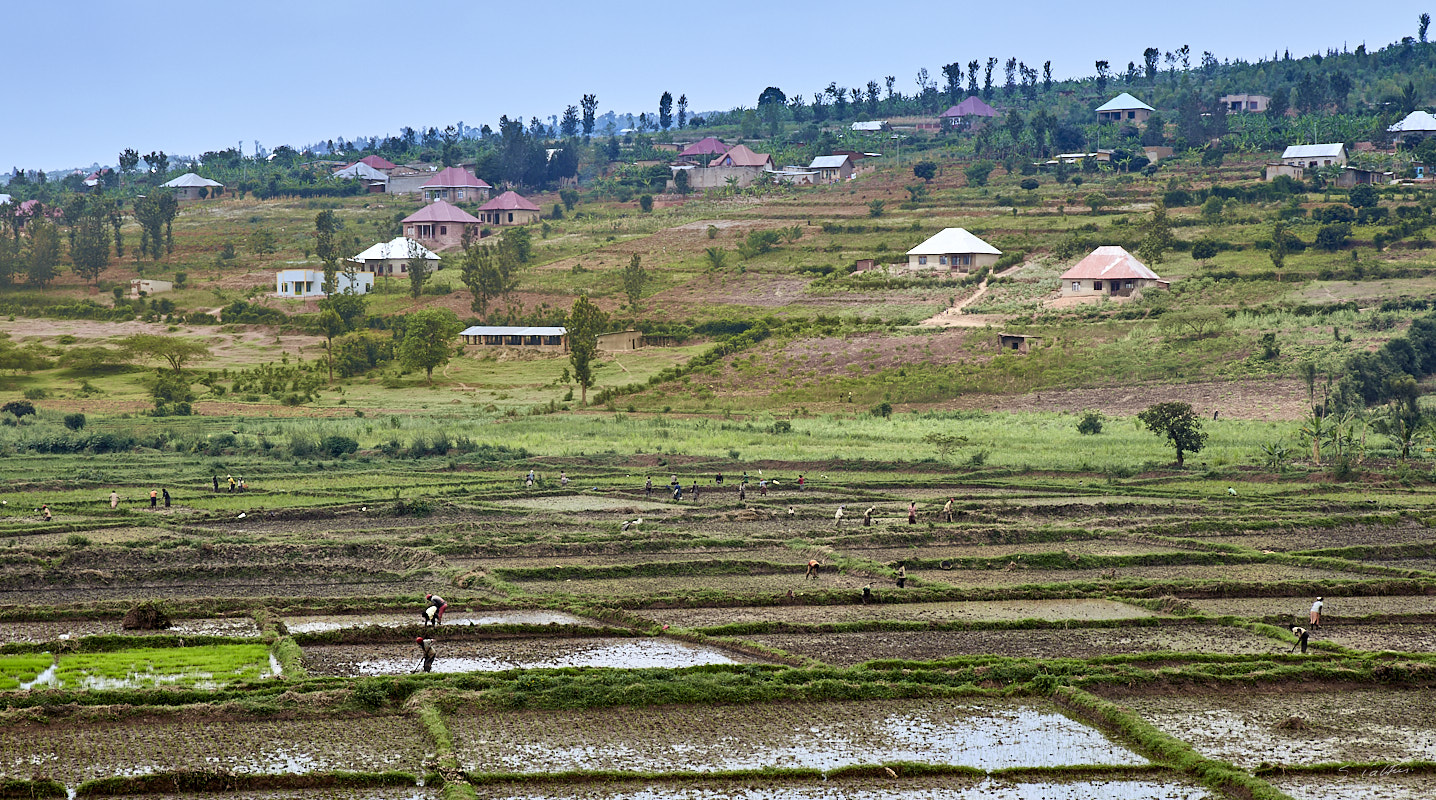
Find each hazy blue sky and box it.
[4,0,1430,170]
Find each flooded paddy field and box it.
[0,577,440,603]
[511,571,874,597]
[916,562,1369,589]
[1272,772,1436,800]
[93,791,437,800]
[468,776,1215,800]
[637,599,1160,629]
[742,624,1286,665]
[283,610,600,634]
[448,698,1148,774]
[1120,688,1436,768]
[303,637,759,676]
[0,715,426,785]
[835,541,1197,563]
[0,615,260,642]
[458,547,810,570]
[1187,596,1436,620]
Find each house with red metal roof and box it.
[1059,246,1165,297]
[400,200,482,250]
[357,154,397,171]
[421,167,493,204]
[477,191,541,226]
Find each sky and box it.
[3,0,1431,171]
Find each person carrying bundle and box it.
[422,594,448,626]
[415,637,437,672]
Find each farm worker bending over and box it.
[896,565,907,589]
[423,594,448,626]
[162,489,171,508]
[1310,597,1323,628]
[863,506,874,527]
[943,498,954,523]
[1290,626,1310,654]
[415,637,437,672]
[110,491,119,509]
[907,502,917,524]
[805,560,821,579]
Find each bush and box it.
[638,194,654,213]
[1076,411,1104,435]
[1316,223,1352,251]
[22,388,48,400]
[62,413,86,431]
[320,435,359,457]
[122,600,171,630]
[870,401,893,418]
[1,400,35,418]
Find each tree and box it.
[1269,221,1290,275]
[922,431,968,460]
[1143,47,1160,83]
[1077,411,1104,435]
[1348,184,1379,209]
[1159,307,1227,338]
[580,94,598,138]
[567,295,608,404]
[1191,239,1219,263]
[118,148,140,186]
[912,161,937,182]
[397,308,460,385]
[459,234,522,318]
[318,309,344,383]
[1266,88,1290,120]
[142,150,169,180]
[133,193,178,260]
[1137,402,1208,467]
[407,238,431,298]
[963,160,995,187]
[941,62,964,104]
[1422,12,1432,43]
[121,334,211,372]
[658,91,673,131]
[867,199,885,217]
[1316,223,1351,251]
[71,205,110,284]
[1094,60,1110,93]
[314,210,341,294]
[560,105,581,138]
[677,94,688,128]
[622,253,649,310]
[673,168,691,195]
[1085,193,1108,214]
[25,218,62,287]
[1137,202,1174,264]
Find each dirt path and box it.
[919,261,1027,329]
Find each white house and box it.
[905,228,1002,273]
[349,237,440,276]
[276,269,372,298]
[1279,143,1347,169]
[1095,93,1154,123]
[808,154,855,183]
[160,173,224,200]
[1388,111,1436,142]
[850,120,888,132]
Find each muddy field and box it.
[448,698,1147,774]
[1315,623,1436,652]
[0,577,444,604]
[458,547,816,570]
[637,599,1160,629]
[912,562,1366,589]
[1188,596,1436,620]
[1176,525,1436,553]
[835,541,1197,563]
[1121,688,1436,768]
[0,616,259,643]
[303,637,758,676]
[0,715,426,786]
[742,624,1286,665]
[469,776,1214,800]
[510,571,875,597]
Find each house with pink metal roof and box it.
[1059,246,1165,297]
[939,97,997,129]
[421,167,493,204]
[401,200,481,250]
[478,191,541,226]
[677,137,727,161]
[710,145,774,170]
[357,154,397,171]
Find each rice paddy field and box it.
[2,424,1436,800]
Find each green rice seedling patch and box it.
[1188,596,1436,621]
[742,624,1288,666]
[1270,771,1435,800]
[0,715,426,787]
[637,599,1161,629]
[1121,688,1436,769]
[0,653,53,690]
[45,644,275,690]
[495,496,675,512]
[303,637,759,677]
[83,790,437,800]
[0,617,260,644]
[467,775,1214,799]
[448,698,1148,774]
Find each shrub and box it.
[62,413,86,431]
[1,400,35,418]
[66,534,91,547]
[320,435,359,457]
[122,600,171,630]
[1316,222,1352,251]
[638,194,654,213]
[1076,411,1104,435]
[870,401,893,418]
[22,388,48,400]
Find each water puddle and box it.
[284,611,597,634]
[1274,771,1433,800]
[638,598,1159,629]
[0,617,261,643]
[451,698,1146,774]
[18,662,56,690]
[307,638,755,676]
